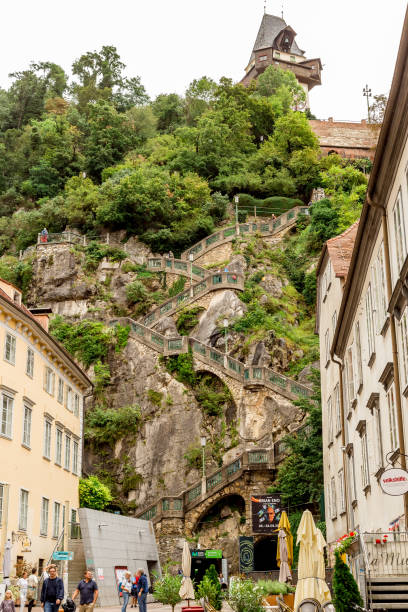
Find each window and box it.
[72,440,79,475]
[373,402,384,472]
[40,498,49,536]
[290,55,296,62]
[1,394,13,439]
[26,348,34,378]
[332,311,337,333]
[4,333,16,365]
[355,322,363,390]
[334,383,341,434]
[55,429,62,465]
[387,385,399,451]
[66,387,73,412]
[19,489,28,530]
[0,484,3,524]
[22,405,32,447]
[375,245,388,328]
[393,190,407,273]
[43,420,52,459]
[64,435,71,470]
[361,431,370,489]
[346,347,355,404]
[52,502,60,539]
[259,55,267,61]
[327,396,333,444]
[325,329,330,365]
[365,284,375,358]
[330,477,337,519]
[57,379,64,404]
[274,51,281,58]
[45,368,55,395]
[74,394,80,417]
[348,451,357,503]
[400,308,408,387]
[338,469,345,513]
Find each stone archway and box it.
[193,368,238,424]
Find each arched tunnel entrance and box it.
[191,494,246,582]
[254,536,279,571]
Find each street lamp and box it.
[200,436,207,480]
[234,195,239,226]
[189,252,194,297]
[223,318,229,354]
[363,84,372,123]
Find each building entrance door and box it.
[254,536,278,571]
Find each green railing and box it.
[206,233,220,246]
[207,471,223,490]
[248,451,268,464]
[227,458,242,476]
[162,499,170,511]
[187,484,202,502]
[140,505,157,521]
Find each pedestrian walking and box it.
[0,590,16,612]
[130,572,139,608]
[136,569,148,612]
[18,571,28,612]
[120,572,132,612]
[72,570,98,612]
[27,568,38,612]
[40,565,64,612]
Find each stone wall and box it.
[309,118,380,160]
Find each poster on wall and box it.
[114,566,128,599]
[251,494,282,533]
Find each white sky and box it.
[0,0,407,120]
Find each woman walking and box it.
[27,568,38,612]
[17,572,28,612]
[120,572,132,612]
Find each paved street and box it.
[99,603,234,612]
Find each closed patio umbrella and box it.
[277,511,293,583]
[179,541,195,604]
[2,539,11,578]
[294,510,331,610]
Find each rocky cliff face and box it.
[25,234,309,514]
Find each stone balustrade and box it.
[181,206,311,261]
[147,257,207,281]
[142,272,245,327]
[244,365,313,401]
[109,318,188,356]
[137,448,275,522]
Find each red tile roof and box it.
[326,222,359,279]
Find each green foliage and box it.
[152,571,182,612]
[184,444,203,470]
[84,241,127,271]
[126,279,148,304]
[94,360,111,393]
[201,565,222,610]
[85,404,141,445]
[163,350,196,386]
[0,256,33,297]
[176,306,204,335]
[114,323,130,352]
[79,475,112,510]
[147,389,163,406]
[228,578,263,612]
[195,375,232,417]
[332,551,363,612]
[235,193,302,216]
[257,580,295,596]
[168,275,186,297]
[50,315,112,367]
[269,370,323,507]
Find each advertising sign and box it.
[251,494,282,533]
[191,549,222,559]
[52,551,74,561]
[380,468,408,495]
[239,536,254,573]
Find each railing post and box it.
[83,235,86,246]
[106,233,109,244]
[254,206,256,219]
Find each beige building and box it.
[0,278,91,578]
[317,9,408,608]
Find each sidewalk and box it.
[99,603,234,612]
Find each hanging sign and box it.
[53,551,74,561]
[380,468,408,496]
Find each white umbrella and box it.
[179,541,195,603]
[3,539,11,578]
[278,529,292,583]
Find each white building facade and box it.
[317,10,408,608]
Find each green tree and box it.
[332,552,363,612]
[202,564,222,610]
[79,475,113,510]
[152,571,182,612]
[152,93,186,133]
[269,370,323,507]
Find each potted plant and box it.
[257,580,295,608]
[228,578,263,612]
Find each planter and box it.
[265,594,295,608]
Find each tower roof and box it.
[249,13,304,63]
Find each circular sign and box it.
[380,468,408,496]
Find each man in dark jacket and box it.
[136,569,148,612]
[41,566,64,612]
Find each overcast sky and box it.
[1,0,406,120]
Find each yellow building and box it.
[0,278,92,577]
